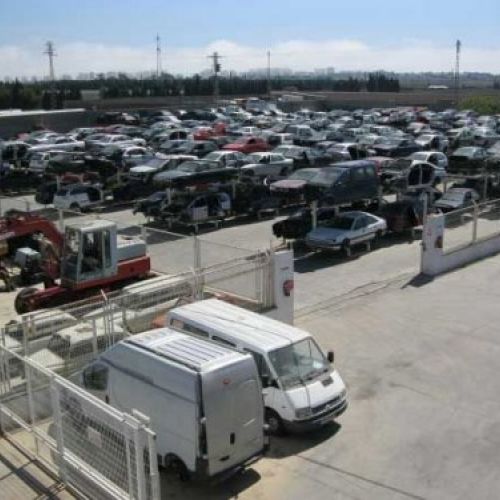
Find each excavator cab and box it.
[60,220,118,287]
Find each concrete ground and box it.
[3,194,500,499]
[0,438,74,500]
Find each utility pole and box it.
[208,52,222,104]
[44,41,56,109]
[266,50,271,97]
[156,34,162,78]
[454,40,461,107]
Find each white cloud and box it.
[1,39,499,78]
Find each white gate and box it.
[0,345,160,500]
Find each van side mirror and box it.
[327,351,334,364]
[261,374,270,388]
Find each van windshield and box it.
[269,338,329,389]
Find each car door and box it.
[190,196,208,222]
[351,215,370,242]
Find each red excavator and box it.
[0,212,151,313]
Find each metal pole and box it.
[50,379,68,484]
[145,429,160,500]
[311,200,318,229]
[193,235,201,270]
[25,364,40,456]
[58,209,64,232]
[472,202,478,242]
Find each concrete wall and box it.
[421,215,500,275]
[264,249,294,325]
[0,109,98,137]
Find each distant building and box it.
[428,85,449,90]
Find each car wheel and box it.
[14,287,38,314]
[69,202,81,213]
[342,239,351,256]
[265,408,285,436]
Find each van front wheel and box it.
[265,408,285,436]
[163,454,190,482]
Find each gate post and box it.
[50,378,68,484]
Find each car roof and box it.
[122,327,244,372]
[169,299,309,351]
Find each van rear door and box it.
[202,363,264,476]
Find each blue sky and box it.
[1,0,500,77]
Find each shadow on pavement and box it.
[267,421,341,459]
[160,467,261,500]
[403,273,435,288]
[293,232,419,274]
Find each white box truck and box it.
[167,299,347,434]
[81,328,267,479]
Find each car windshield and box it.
[144,158,166,168]
[454,147,476,156]
[269,338,329,389]
[274,146,292,154]
[418,135,433,142]
[204,151,223,160]
[321,216,355,230]
[311,167,345,186]
[177,162,204,173]
[287,169,318,181]
[411,152,428,161]
[443,191,465,201]
[150,192,166,201]
[390,159,413,171]
[246,153,263,162]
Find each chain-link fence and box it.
[0,345,160,500]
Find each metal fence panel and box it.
[0,345,160,500]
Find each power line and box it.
[267,50,271,97]
[207,51,223,103]
[43,41,57,110]
[156,34,162,78]
[454,40,461,107]
[44,41,56,81]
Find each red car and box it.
[222,136,270,154]
[193,123,227,141]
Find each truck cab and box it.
[167,299,348,434]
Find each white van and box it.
[167,299,347,434]
[81,328,267,479]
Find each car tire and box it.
[265,408,285,436]
[342,238,351,255]
[69,203,81,213]
[14,287,38,314]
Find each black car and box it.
[304,160,380,206]
[448,147,487,173]
[272,206,338,240]
[133,191,168,217]
[372,138,421,158]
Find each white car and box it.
[240,152,294,182]
[306,211,387,253]
[53,183,103,212]
[28,150,67,173]
[408,151,448,181]
[27,136,85,153]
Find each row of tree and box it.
[0,72,401,110]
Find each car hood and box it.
[154,170,190,180]
[222,143,246,150]
[435,199,462,209]
[307,227,347,241]
[271,179,307,190]
[285,370,346,411]
[129,165,157,174]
